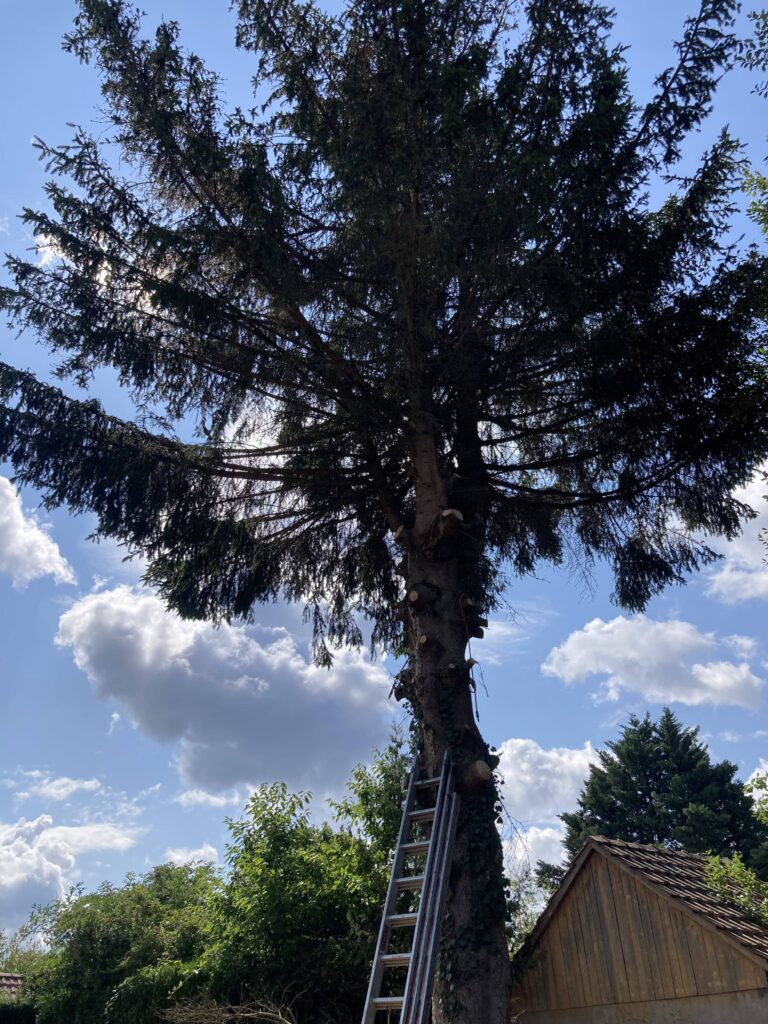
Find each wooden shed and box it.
[510,836,768,1023]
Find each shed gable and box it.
[513,852,768,1016]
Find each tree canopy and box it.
[2,1,767,1018]
[0,0,765,651]
[559,708,768,872]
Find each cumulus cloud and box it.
[165,843,219,866]
[723,635,758,660]
[497,737,597,824]
[0,477,75,587]
[542,615,764,709]
[706,471,768,603]
[16,771,102,802]
[36,823,138,857]
[56,586,392,794]
[0,815,138,928]
[524,826,567,866]
[0,816,67,927]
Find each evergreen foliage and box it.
[559,708,768,868]
[741,8,768,555]
[0,0,765,648]
[2,1,768,1017]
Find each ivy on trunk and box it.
[2,1,768,1021]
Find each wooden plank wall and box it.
[513,854,768,1014]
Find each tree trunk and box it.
[399,482,511,1023]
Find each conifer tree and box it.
[2,2,767,1020]
[560,709,768,868]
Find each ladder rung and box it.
[386,912,418,927]
[415,776,440,788]
[373,997,403,1010]
[396,874,425,890]
[408,807,436,822]
[380,952,412,968]
[401,840,430,855]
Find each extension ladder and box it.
[361,753,459,1024]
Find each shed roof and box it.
[521,837,768,968]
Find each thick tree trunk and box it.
[397,429,511,1023]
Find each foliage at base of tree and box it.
[19,863,216,1024]
[1,737,410,1024]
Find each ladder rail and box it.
[410,785,460,1024]
[361,752,458,1024]
[400,756,455,1023]
[361,756,422,1024]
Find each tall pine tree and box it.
[2,2,768,1020]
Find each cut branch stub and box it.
[437,506,464,540]
[407,580,440,610]
[393,524,410,546]
[462,759,493,789]
[418,633,442,654]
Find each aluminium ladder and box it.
[361,753,459,1024]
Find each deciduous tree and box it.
[2,1,767,1019]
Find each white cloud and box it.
[17,772,102,802]
[723,635,758,659]
[524,826,567,867]
[165,843,218,866]
[55,586,392,793]
[0,816,67,927]
[0,477,75,587]
[35,822,139,857]
[706,470,768,603]
[0,815,138,928]
[497,737,597,824]
[175,789,243,809]
[542,615,764,709]
[504,826,567,884]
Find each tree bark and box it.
[400,434,511,1024]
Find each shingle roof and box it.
[589,836,768,964]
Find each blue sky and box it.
[1,0,767,929]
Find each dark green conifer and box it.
[560,709,768,868]
[2,2,767,1019]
